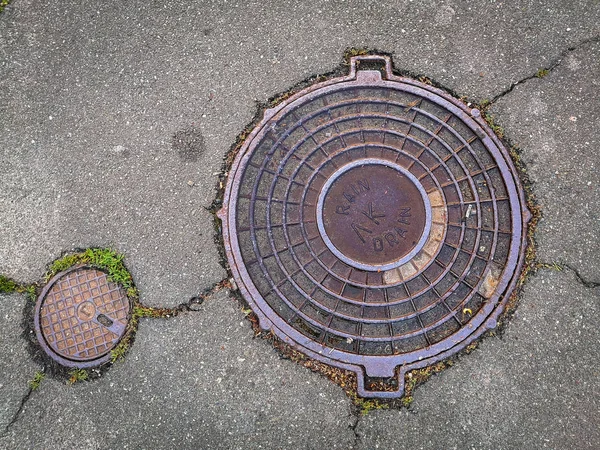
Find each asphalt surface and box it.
[1,1,599,449]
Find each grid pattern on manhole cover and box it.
[34,266,130,368]
[220,55,530,398]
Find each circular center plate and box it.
[318,159,430,271]
[34,266,131,368]
[220,56,529,398]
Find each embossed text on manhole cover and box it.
[219,55,531,398]
[34,266,131,368]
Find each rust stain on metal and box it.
[219,55,530,398]
[479,267,502,299]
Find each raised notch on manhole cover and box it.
[219,55,531,398]
[34,265,131,368]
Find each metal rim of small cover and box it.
[34,265,132,368]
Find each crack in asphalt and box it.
[175,277,232,313]
[537,262,600,289]
[3,386,33,436]
[349,414,361,450]
[488,35,600,105]
[562,264,600,289]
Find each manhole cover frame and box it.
[34,264,133,369]
[219,55,531,398]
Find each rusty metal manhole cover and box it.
[34,266,131,368]
[219,55,530,398]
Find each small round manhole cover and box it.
[34,266,131,368]
[219,55,530,398]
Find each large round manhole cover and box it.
[34,266,131,368]
[219,55,530,398]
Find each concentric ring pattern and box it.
[220,56,529,398]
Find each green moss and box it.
[0,0,11,15]
[110,339,130,363]
[23,284,37,302]
[484,113,505,139]
[82,248,134,291]
[349,393,389,415]
[0,275,37,301]
[67,369,89,385]
[0,275,18,293]
[29,371,45,390]
[132,304,174,319]
[343,47,370,61]
[536,68,550,78]
[47,254,81,276]
[401,396,413,408]
[46,248,138,299]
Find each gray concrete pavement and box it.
[490,39,600,281]
[1,291,355,449]
[1,0,599,449]
[0,293,41,432]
